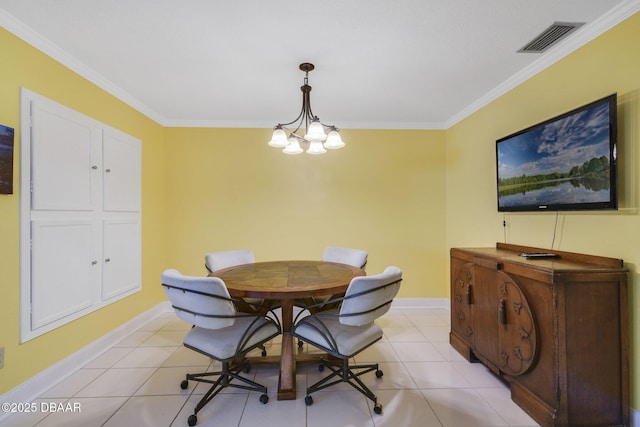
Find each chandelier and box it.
[267,63,345,155]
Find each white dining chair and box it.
[205,249,273,315]
[292,266,402,414]
[204,249,255,273]
[322,246,368,270]
[161,269,281,426]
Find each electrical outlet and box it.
[0,347,4,369]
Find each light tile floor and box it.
[0,308,540,427]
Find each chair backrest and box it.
[322,246,368,270]
[339,266,402,326]
[161,269,236,329]
[205,249,255,273]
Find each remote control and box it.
[519,252,559,259]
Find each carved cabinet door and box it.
[451,260,475,348]
[496,270,537,376]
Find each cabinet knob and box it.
[91,260,98,265]
[105,168,111,173]
[91,165,98,170]
[105,258,111,263]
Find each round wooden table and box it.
[209,260,365,400]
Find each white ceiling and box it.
[1,0,638,129]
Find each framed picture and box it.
[0,124,15,194]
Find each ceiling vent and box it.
[518,21,584,53]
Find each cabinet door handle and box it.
[91,260,98,265]
[498,299,506,325]
[105,258,111,263]
[105,168,111,173]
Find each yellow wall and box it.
[163,127,448,299]
[0,28,168,394]
[446,11,640,413]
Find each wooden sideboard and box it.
[450,243,629,427]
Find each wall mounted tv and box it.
[496,93,617,212]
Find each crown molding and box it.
[0,8,166,125]
[3,2,638,131]
[444,0,640,129]
[162,118,447,130]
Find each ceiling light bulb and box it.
[304,120,327,142]
[283,137,303,155]
[324,130,345,149]
[306,141,327,155]
[268,128,288,147]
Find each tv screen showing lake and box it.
[499,177,610,207]
[496,96,615,211]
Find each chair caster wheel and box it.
[375,369,383,378]
[244,363,251,374]
[259,394,269,404]
[180,380,189,390]
[374,403,383,415]
[261,349,267,357]
[318,364,324,372]
[305,395,313,406]
[298,340,304,348]
[187,414,197,426]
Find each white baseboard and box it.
[0,301,172,422]
[633,407,639,427]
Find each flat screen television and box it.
[496,94,617,212]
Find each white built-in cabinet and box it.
[20,89,141,342]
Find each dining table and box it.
[209,260,365,400]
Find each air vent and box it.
[518,22,584,53]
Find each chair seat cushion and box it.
[184,315,279,361]
[293,309,383,358]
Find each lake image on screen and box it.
[0,125,15,194]
[497,102,611,208]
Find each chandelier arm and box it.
[277,114,304,129]
[318,121,337,130]
[302,84,314,133]
[277,83,313,137]
[277,109,306,132]
[302,85,336,130]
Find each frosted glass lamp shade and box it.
[304,120,327,142]
[306,141,327,155]
[324,130,345,149]
[283,137,303,155]
[268,128,288,147]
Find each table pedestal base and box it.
[278,333,296,400]
[245,337,339,400]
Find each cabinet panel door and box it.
[103,130,141,212]
[31,100,99,211]
[102,219,141,300]
[496,271,537,376]
[473,265,500,368]
[31,220,97,329]
[451,259,475,346]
